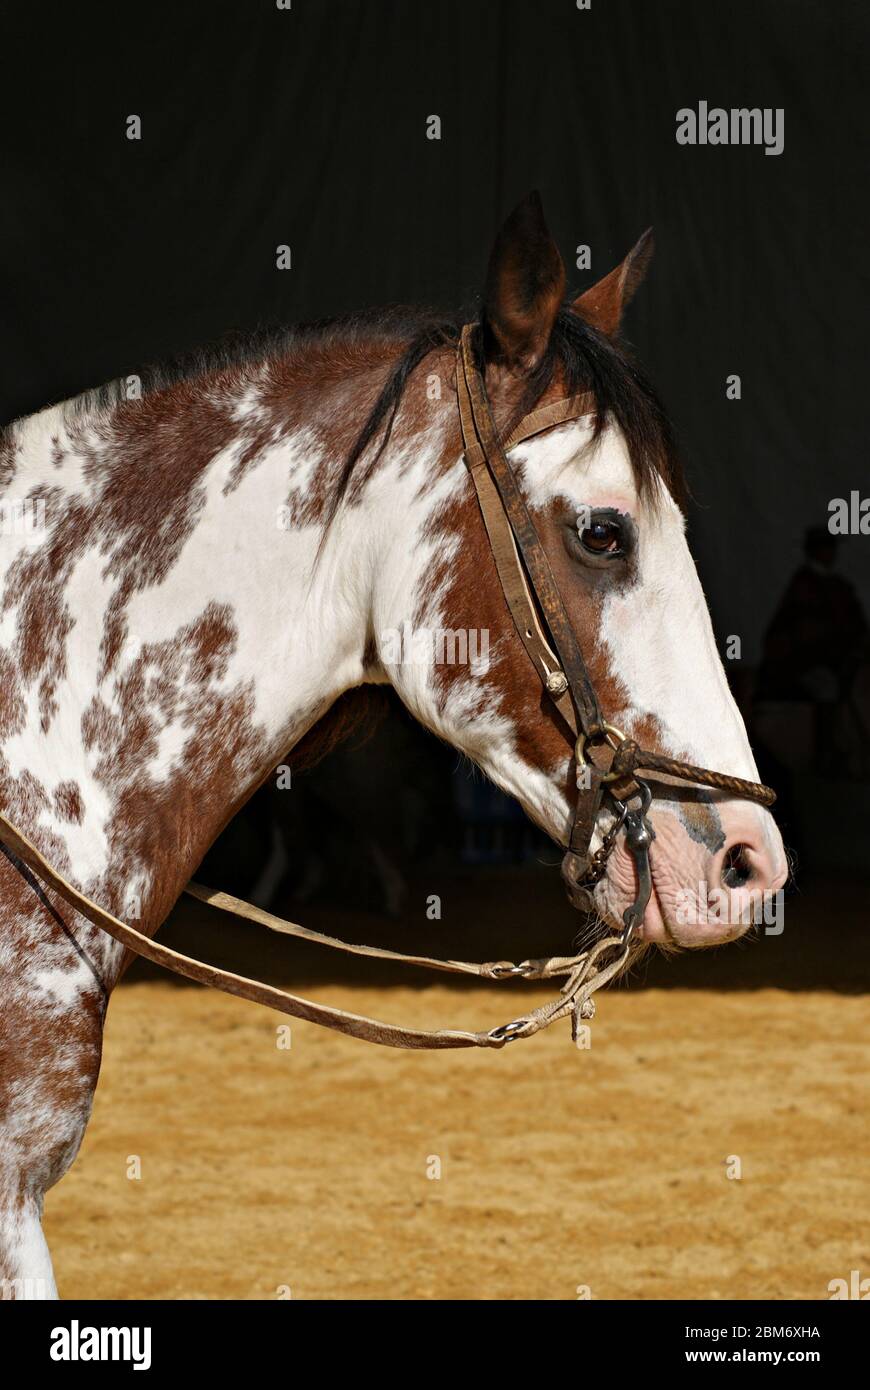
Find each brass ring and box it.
[575,722,627,783]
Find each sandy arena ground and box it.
[45,871,869,1301]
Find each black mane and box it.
[330,306,684,521]
[5,305,683,515]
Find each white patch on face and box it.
[511,416,786,918]
[512,419,760,775]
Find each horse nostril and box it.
[721,844,754,889]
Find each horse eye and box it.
[579,519,623,556]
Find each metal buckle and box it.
[575,722,628,783]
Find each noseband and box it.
[0,325,775,1052]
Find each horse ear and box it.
[482,191,566,370]
[572,228,654,337]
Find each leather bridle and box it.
[455,323,775,957]
[0,325,776,1051]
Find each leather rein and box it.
[0,325,776,1051]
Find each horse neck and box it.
[0,362,401,938]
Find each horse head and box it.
[358,192,787,946]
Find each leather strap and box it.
[504,393,593,451]
[185,881,586,980]
[0,807,625,1050]
[457,325,616,876]
[456,362,577,735]
[457,325,603,737]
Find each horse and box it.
[0,192,787,1298]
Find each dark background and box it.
[2,0,868,643]
[1,1,867,976]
